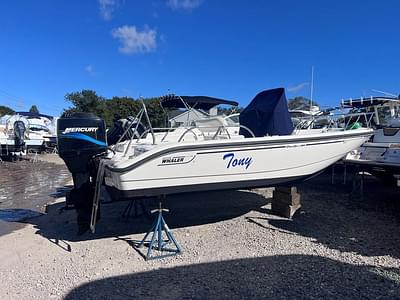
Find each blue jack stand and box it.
[138,201,182,260]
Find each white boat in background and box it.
[343,96,400,182]
[21,112,58,151]
[0,112,57,156]
[289,105,322,129]
[0,114,29,155]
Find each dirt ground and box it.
[0,155,70,236]
[0,156,400,299]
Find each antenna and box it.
[310,66,314,110]
[371,89,397,98]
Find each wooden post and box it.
[271,186,301,218]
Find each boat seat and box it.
[150,127,200,143]
[383,127,400,136]
[194,117,230,140]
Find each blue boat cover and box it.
[239,88,293,137]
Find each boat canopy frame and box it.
[112,95,252,157]
[341,96,400,125]
[293,111,375,133]
[160,94,239,110]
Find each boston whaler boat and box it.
[103,89,372,199]
[56,88,372,232]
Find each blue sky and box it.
[0,0,399,116]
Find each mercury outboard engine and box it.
[13,120,26,152]
[57,112,107,234]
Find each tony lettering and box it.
[223,153,252,170]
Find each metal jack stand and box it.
[138,201,182,260]
[350,169,365,202]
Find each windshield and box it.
[376,106,400,125]
[224,114,239,126]
[29,124,50,132]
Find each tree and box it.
[218,106,243,116]
[63,90,168,128]
[103,97,141,126]
[288,96,319,111]
[63,90,106,118]
[29,105,39,114]
[143,97,168,127]
[0,105,15,116]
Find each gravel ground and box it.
[0,159,399,299]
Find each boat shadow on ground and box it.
[64,254,400,299]
[28,189,270,244]
[18,169,400,259]
[247,170,400,259]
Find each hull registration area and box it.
[223,152,252,170]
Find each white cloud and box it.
[287,82,310,93]
[167,0,202,11]
[112,25,157,54]
[99,0,118,21]
[85,65,95,75]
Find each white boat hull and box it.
[105,129,372,198]
[344,127,400,181]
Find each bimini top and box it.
[341,96,400,108]
[239,88,293,138]
[160,94,238,110]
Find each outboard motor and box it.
[13,120,26,152]
[57,112,107,234]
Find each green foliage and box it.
[288,96,319,110]
[63,90,106,117]
[0,105,15,116]
[218,106,243,115]
[103,97,141,126]
[142,97,168,128]
[63,90,168,128]
[29,105,39,114]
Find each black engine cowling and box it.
[57,112,107,188]
[13,120,26,152]
[57,113,107,234]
